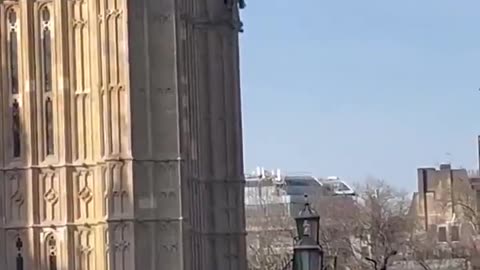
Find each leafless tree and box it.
[309,179,412,270]
[246,204,295,270]
[247,227,293,270]
[312,195,364,269]
[245,178,295,270]
[353,179,411,270]
[246,177,417,270]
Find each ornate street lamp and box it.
[293,228,324,270]
[295,196,320,243]
[292,196,324,270]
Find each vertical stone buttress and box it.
[127,0,246,269]
[0,0,38,268]
[0,0,246,269]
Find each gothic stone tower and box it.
[0,0,247,269]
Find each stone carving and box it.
[7,173,24,222]
[37,3,56,158]
[78,185,93,202]
[159,189,176,199]
[76,229,94,270]
[102,163,128,217]
[151,14,170,25]
[158,221,178,253]
[74,170,94,220]
[103,229,110,270]
[106,8,122,19]
[97,0,126,157]
[112,223,130,269]
[16,236,24,270]
[72,19,87,28]
[45,233,58,270]
[162,244,178,252]
[4,231,26,270]
[44,187,58,204]
[6,5,22,160]
[102,166,110,218]
[69,0,92,162]
[41,171,60,222]
[12,100,21,158]
[111,165,128,216]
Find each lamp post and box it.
[295,198,320,243]
[292,196,324,270]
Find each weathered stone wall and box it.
[0,0,246,269]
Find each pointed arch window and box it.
[16,237,23,270]
[12,100,21,157]
[47,235,57,270]
[41,7,52,92]
[41,6,54,156]
[7,8,21,159]
[45,98,54,155]
[8,9,19,94]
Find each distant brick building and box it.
[410,164,480,265]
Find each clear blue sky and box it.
[239,0,480,191]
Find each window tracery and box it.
[7,8,21,158]
[47,235,57,270]
[12,100,21,157]
[16,237,23,270]
[45,98,54,155]
[41,6,54,156]
[8,9,19,94]
[42,7,52,92]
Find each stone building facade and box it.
[411,164,480,262]
[0,0,247,269]
[413,164,477,233]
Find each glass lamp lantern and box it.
[295,197,320,243]
[293,235,324,270]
